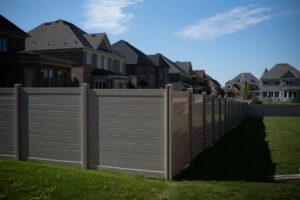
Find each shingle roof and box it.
[175,61,193,75]
[111,40,154,66]
[0,15,29,37]
[26,19,110,52]
[147,54,170,68]
[232,72,260,84]
[261,63,300,79]
[159,54,189,76]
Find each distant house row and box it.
[0,15,222,95]
[225,63,300,102]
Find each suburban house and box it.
[225,72,260,99]
[260,63,300,102]
[192,70,210,94]
[159,55,192,90]
[175,61,193,75]
[147,53,170,88]
[25,19,128,88]
[111,40,158,88]
[0,15,72,87]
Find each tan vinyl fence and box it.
[0,84,248,180]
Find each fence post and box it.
[14,84,21,160]
[202,92,206,148]
[187,88,193,163]
[224,97,227,134]
[165,84,173,180]
[218,95,222,138]
[81,83,89,169]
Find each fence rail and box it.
[0,84,249,180]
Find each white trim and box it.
[28,157,83,166]
[98,165,164,174]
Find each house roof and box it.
[231,72,260,84]
[147,53,170,68]
[261,63,300,79]
[175,61,193,74]
[0,51,73,67]
[26,19,112,52]
[111,40,154,66]
[159,54,189,76]
[0,15,29,37]
[193,70,206,78]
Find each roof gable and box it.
[282,70,296,78]
[0,15,29,37]
[175,61,193,75]
[83,33,112,52]
[160,55,189,76]
[111,40,154,66]
[147,54,170,68]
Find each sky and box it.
[1,0,300,86]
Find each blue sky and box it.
[1,0,300,85]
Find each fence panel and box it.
[221,98,226,136]
[205,95,213,146]
[191,94,204,159]
[171,91,190,177]
[91,89,166,178]
[0,89,15,157]
[24,88,82,166]
[214,97,220,142]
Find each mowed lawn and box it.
[0,117,300,200]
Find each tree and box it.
[239,83,251,100]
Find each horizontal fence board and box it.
[99,159,163,172]
[98,165,164,178]
[24,88,81,95]
[99,141,163,153]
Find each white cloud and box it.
[84,0,142,35]
[176,5,274,40]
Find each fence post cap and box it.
[187,88,193,93]
[14,84,22,87]
[201,91,207,95]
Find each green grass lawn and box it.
[0,117,300,199]
[264,117,300,174]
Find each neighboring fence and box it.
[0,84,248,180]
[249,104,300,117]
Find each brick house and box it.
[0,15,71,87]
[25,19,128,88]
[260,63,300,102]
[112,40,159,88]
[147,53,170,88]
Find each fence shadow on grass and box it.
[176,118,276,182]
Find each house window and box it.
[289,92,292,98]
[86,52,93,64]
[268,92,273,98]
[275,81,280,86]
[103,56,108,69]
[57,70,67,87]
[284,92,287,98]
[97,55,101,68]
[263,81,268,86]
[114,80,120,89]
[294,92,297,98]
[107,58,112,70]
[275,92,279,97]
[120,61,123,73]
[0,37,8,52]
[287,81,293,86]
[94,80,106,89]
[263,92,268,97]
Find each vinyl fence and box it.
[0,84,248,180]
